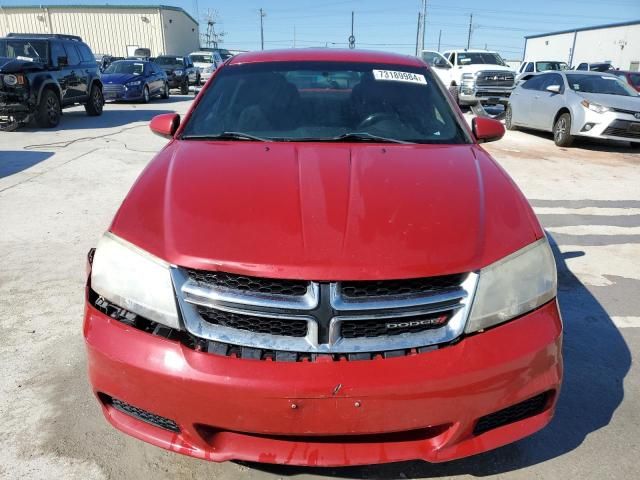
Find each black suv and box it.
[0,33,103,130]
[153,55,199,94]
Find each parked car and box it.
[516,60,569,81]
[0,33,103,131]
[189,50,224,84]
[85,48,562,467]
[153,55,199,94]
[506,70,640,147]
[611,70,640,93]
[422,49,516,119]
[101,60,169,103]
[575,62,615,72]
[197,47,233,61]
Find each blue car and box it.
[101,60,169,103]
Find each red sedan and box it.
[612,70,640,92]
[84,48,562,466]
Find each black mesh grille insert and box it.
[602,120,640,140]
[473,391,551,435]
[340,273,466,298]
[186,268,309,296]
[197,306,308,337]
[341,312,450,338]
[108,396,180,432]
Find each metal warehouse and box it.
[0,4,199,58]
[523,20,640,70]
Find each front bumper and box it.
[85,298,563,466]
[0,90,33,121]
[459,86,514,105]
[103,86,144,102]
[572,109,640,144]
[167,76,187,89]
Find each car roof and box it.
[228,48,424,67]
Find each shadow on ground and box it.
[0,151,54,178]
[18,108,177,131]
[243,234,631,478]
[514,127,640,153]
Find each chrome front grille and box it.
[475,70,515,88]
[171,268,478,354]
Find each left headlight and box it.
[581,99,610,114]
[174,69,184,75]
[465,237,557,333]
[91,233,180,329]
[127,80,142,86]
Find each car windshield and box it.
[191,54,212,63]
[104,61,145,75]
[536,61,568,71]
[181,61,469,144]
[566,74,638,96]
[0,39,48,63]
[458,52,505,66]
[155,56,184,67]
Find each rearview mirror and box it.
[150,113,180,138]
[472,116,505,143]
[546,85,561,94]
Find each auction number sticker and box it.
[373,69,426,84]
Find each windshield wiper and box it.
[322,132,411,144]
[181,132,268,142]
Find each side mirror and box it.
[57,56,68,67]
[472,116,505,144]
[150,113,180,138]
[546,85,561,94]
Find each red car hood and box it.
[110,141,542,280]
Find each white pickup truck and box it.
[421,49,516,118]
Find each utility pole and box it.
[202,9,224,49]
[415,11,422,56]
[437,29,441,51]
[420,0,427,53]
[259,8,266,50]
[466,13,473,49]
[348,11,355,49]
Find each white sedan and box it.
[506,71,640,147]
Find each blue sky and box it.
[5,0,640,59]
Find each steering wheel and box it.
[356,112,398,130]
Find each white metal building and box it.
[523,20,640,70]
[0,4,199,57]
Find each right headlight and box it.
[91,232,180,329]
[465,237,557,333]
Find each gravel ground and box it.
[1,97,638,480]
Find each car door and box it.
[62,42,85,100]
[49,41,72,103]
[530,73,566,130]
[421,50,454,86]
[511,75,546,128]
[143,63,157,95]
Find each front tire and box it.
[34,89,61,128]
[85,84,104,116]
[448,85,459,105]
[505,104,517,130]
[553,113,574,147]
[161,82,169,99]
[141,85,150,103]
[180,80,189,95]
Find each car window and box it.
[536,61,568,72]
[0,39,48,63]
[50,41,66,66]
[63,43,81,66]
[577,63,587,70]
[191,54,213,64]
[521,74,546,90]
[155,56,184,67]
[457,52,506,66]
[525,62,534,72]
[539,73,564,92]
[77,44,95,64]
[181,61,470,145]
[566,73,638,96]
[629,73,640,88]
[104,61,145,75]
